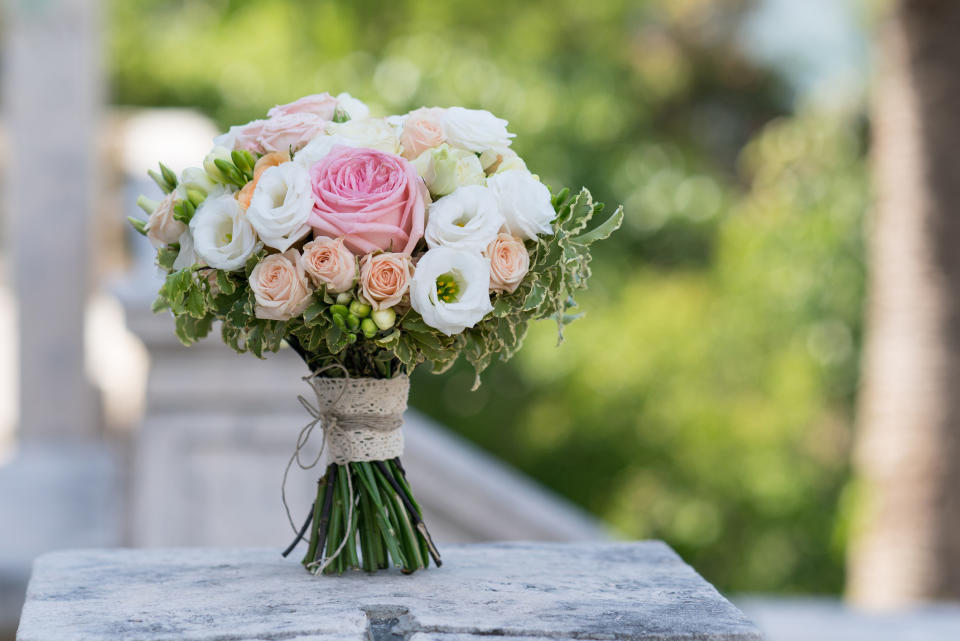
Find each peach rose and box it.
[249,249,314,321]
[486,233,529,293]
[146,192,186,247]
[400,107,446,160]
[237,151,290,210]
[268,93,338,120]
[302,236,357,293]
[359,252,412,310]
[215,119,268,154]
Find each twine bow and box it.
[281,363,356,574]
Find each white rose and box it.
[410,247,493,336]
[412,144,485,197]
[486,170,556,240]
[190,193,261,271]
[425,185,504,252]
[294,134,364,170]
[245,163,313,252]
[336,92,370,121]
[442,107,514,153]
[324,118,399,154]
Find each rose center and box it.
[435,272,460,303]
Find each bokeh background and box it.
[4,0,960,638]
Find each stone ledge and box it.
[17,542,761,641]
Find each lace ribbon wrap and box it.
[304,374,409,465]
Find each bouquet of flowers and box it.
[129,92,622,575]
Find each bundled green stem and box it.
[291,460,440,575]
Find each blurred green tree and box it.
[110,0,867,593]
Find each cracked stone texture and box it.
[16,542,761,641]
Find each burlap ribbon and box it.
[281,365,409,574]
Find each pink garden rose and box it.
[400,107,446,160]
[308,146,427,255]
[268,92,338,120]
[359,252,412,310]
[258,113,327,154]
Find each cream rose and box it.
[400,107,446,159]
[324,118,400,154]
[359,252,413,311]
[302,236,357,293]
[249,249,314,321]
[486,233,529,293]
[412,144,485,197]
[146,192,185,247]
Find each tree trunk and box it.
[848,0,960,607]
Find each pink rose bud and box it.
[486,233,530,294]
[267,93,339,120]
[359,252,413,311]
[301,236,357,293]
[257,113,327,154]
[309,146,427,255]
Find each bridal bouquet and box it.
[129,92,622,575]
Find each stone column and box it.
[2,0,101,440]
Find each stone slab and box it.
[16,542,760,641]
[0,443,122,635]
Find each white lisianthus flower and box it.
[412,144,485,197]
[245,163,313,252]
[486,169,556,240]
[442,107,514,153]
[336,92,370,121]
[410,247,493,335]
[172,229,199,271]
[190,193,261,271]
[324,118,400,154]
[425,185,504,252]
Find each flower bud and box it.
[136,195,159,214]
[346,313,360,332]
[361,318,377,338]
[371,308,396,331]
[349,300,371,318]
[330,304,349,318]
[412,144,485,197]
[203,146,234,184]
[180,167,217,197]
[336,292,353,305]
